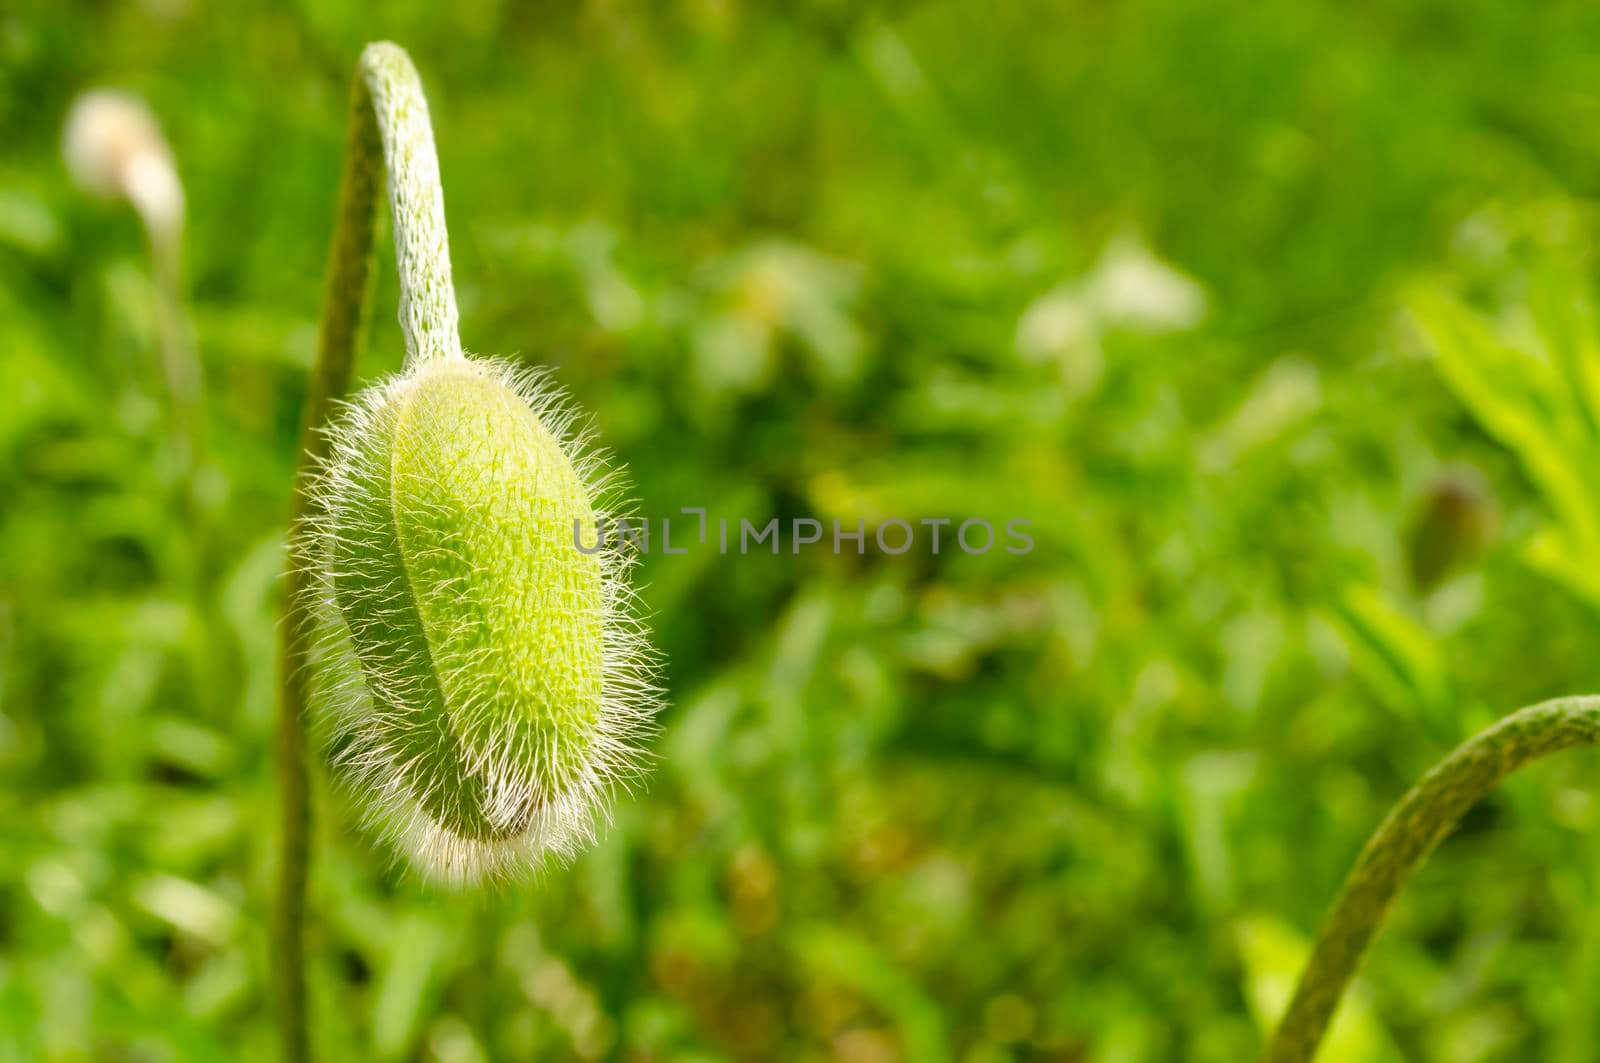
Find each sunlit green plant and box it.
[1260,279,1600,1061]
[275,41,657,1061]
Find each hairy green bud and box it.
[312,355,655,884]
[298,43,657,886]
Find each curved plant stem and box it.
[275,41,461,1062]
[356,43,462,368]
[1263,696,1600,1063]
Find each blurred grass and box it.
[6,1,1600,1060]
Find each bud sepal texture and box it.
[307,354,656,885]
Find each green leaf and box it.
[1529,262,1600,442]
[1412,291,1600,545]
[1523,527,1600,611]
[1327,585,1452,734]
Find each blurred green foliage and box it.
[6,1,1600,1060]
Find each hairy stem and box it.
[1263,696,1600,1063]
[358,42,462,367]
[275,41,461,1062]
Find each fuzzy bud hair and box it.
[305,354,658,885]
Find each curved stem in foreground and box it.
[1263,695,1600,1063]
[274,41,461,1062]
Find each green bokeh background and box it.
[6,2,1600,1060]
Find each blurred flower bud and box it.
[62,90,185,246]
[1407,469,1499,593]
[311,355,658,884]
